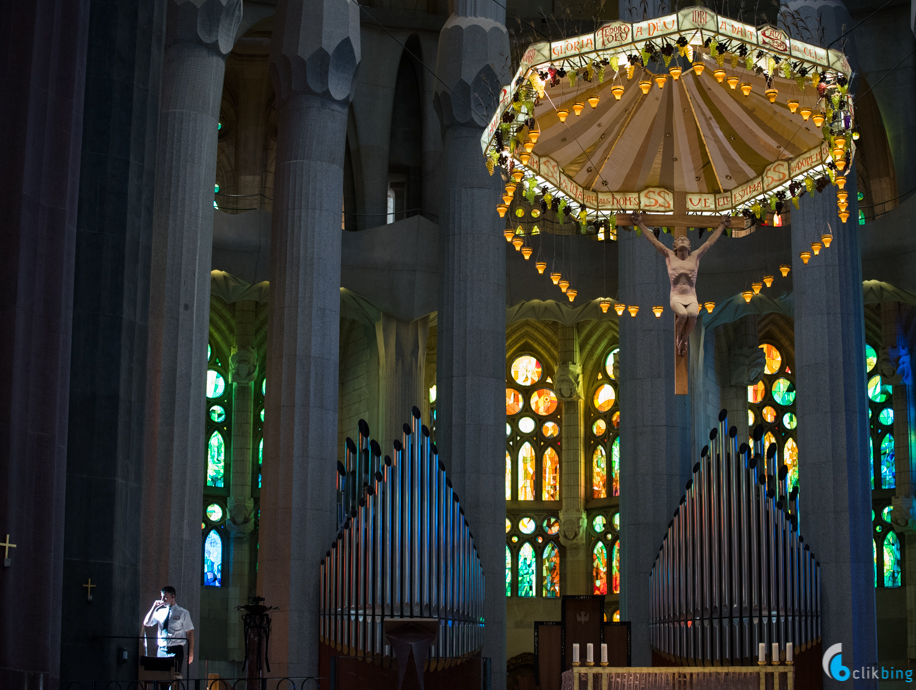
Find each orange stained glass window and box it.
[511,355,543,386]
[593,542,608,595]
[542,447,560,500]
[518,442,536,500]
[611,437,620,497]
[762,406,777,423]
[505,451,512,499]
[612,610,621,622]
[784,437,799,490]
[748,381,766,404]
[760,344,782,375]
[542,421,560,438]
[506,388,523,415]
[542,542,560,597]
[593,445,607,498]
[611,540,620,594]
[530,389,558,416]
[592,419,607,437]
[593,384,616,412]
[612,411,620,428]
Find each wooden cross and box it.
[1,534,16,567]
[83,578,96,601]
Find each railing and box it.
[565,665,794,690]
[63,678,322,690]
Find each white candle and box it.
[573,643,580,663]
[786,643,793,663]
[601,643,608,664]
[758,643,766,663]
[772,642,780,664]
[587,643,594,663]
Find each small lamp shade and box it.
[779,264,791,277]
[787,99,799,113]
[627,305,639,317]
[588,95,600,108]
[559,279,570,293]
[763,275,774,288]
[567,289,577,302]
[550,272,561,285]
[800,251,811,264]
[811,242,822,256]
[504,229,514,242]
[497,205,508,217]
[821,234,833,248]
[652,305,663,318]
[639,80,652,95]
[528,130,540,144]
[599,298,611,313]
[654,75,667,89]
[611,84,624,100]
[692,61,705,76]
[836,176,847,190]
[572,102,585,116]
[740,82,752,96]
[765,88,778,102]
[704,301,715,313]
[521,246,533,260]
[714,69,726,83]
[536,261,547,274]
[742,290,753,303]
[799,106,812,121]
[557,108,569,123]
[614,303,626,316]
[752,282,763,295]
[812,111,825,127]
[511,170,524,183]
[727,75,740,90]
[839,211,850,223]
[512,236,524,251]
[669,66,682,80]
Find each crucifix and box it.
[615,206,742,395]
[83,578,96,602]
[1,534,16,567]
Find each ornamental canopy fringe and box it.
[482,7,855,221]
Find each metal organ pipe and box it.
[648,412,821,666]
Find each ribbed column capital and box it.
[269,0,361,106]
[434,15,509,130]
[166,0,242,56]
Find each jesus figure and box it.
[632,212,729,356]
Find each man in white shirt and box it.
[142,586,195,677]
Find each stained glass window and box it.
[867,375,891,404]
[506,451,512,499]
[879,408,894,426]
[882,506,893,523]
[881,434,895,489]
[884,530,902,587]
[506,518,512,533]
[258,437,263,489]
[543,447,560,500]
[762,406,777,423]
[518,442,536,500]
[873,538,878,587]
[593,515,606,532]
[608,437,619,497]
[612,610,621,622]
[611,540,620,594]
[207,431,225,488]
[506,546,512,596]
[429,385,437,403]
[606,349,618,379]
[593,542,608,595]
[511,356,543,386]
[542,421,560,438]
[206,503,223,522]
[763,432,777,472]
[593,446,607,498]
[543,543,560,597]
[519,517,536,534]
[506,388,523,415]
[748,410,755,427]
[782,412,797,429]
[593,384,616,413]
[519,543,535,597]
[593,419,607,437]
[748,381,765,404]
[611,411,619,428]
[506,423,511,437]
[518,417,536,434]
[530,389,558,416]
[613,512,619,530]
[209,405,226,422]
[865,344,877,372]
[771,378,796,406]
[204,530,222,586]
[784,437,799,490]
[206,370,226,399]
[760,344,782,375]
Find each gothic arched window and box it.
[203,339,231,586]
[593,541,608,595]
[589,348,620,498]
[203,529,223,587]
[748,344,798,488]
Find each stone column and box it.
[61,0,165,682]
[557,325,588,594]
[258,0,359,677]
[376,314,430,444]
[140,0,241,676]
[617,228,691,664]
[791,175,875,689]
[434,5,509,683]
[0,2,89,687]
[226,300,258,660]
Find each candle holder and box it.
[600,662,609,667]
[785,660,794,666]
[586,661,595,667]
[771,659,781,666]
[572,661,580,668]
[757,660,767,667]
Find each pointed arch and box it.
[542,542,560,597]
[593,541,608,595]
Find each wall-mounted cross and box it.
[83,578,96,602]
[1,534,16,567]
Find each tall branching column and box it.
[258,0,360,677]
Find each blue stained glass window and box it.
[884,530,902,587]
[207,431,225,488]
[258,437,263,489]
[873,538,878,588]
[879,408,894,426]
[505,545,512,597]
[204,529,222,586]
[881,434,896,489]
[518,543,535,597]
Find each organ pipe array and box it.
[320,407,486,659]
[649,410,821,665]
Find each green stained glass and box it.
[262,378,266,397]
[206,370,226,399]
[207,431,225,488]
[782,412,797,429]
[882,506,893,523]
[208,343,212,360]
[593,515,606,533]
[261,408,265,422]
[543,542,560,597]
[506,546,512,597]
[258,437,263,489]
[214,183,220,194]
[884,530,902,587]
[612,540,620,594]
[613,513,620,530]
[868,375,891,403]
[209,405,226,423]
[784,437,799,491]
[873,538,878,588]
[593,542,608,595]
[206,503,223,522]
[771,378,796,406]
[518,543,536,597]
[611,437,620,497]
[858,209,866,225]
[881,434,896,489]
[869,436,874,490]
[865,344,877,372]
[879,408,894,426]
[592,446,607,499]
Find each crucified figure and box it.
[632,212,728,356]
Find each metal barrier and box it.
[565,665,794,690]
[63,678,323,690]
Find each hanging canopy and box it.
[482,7,855,222]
